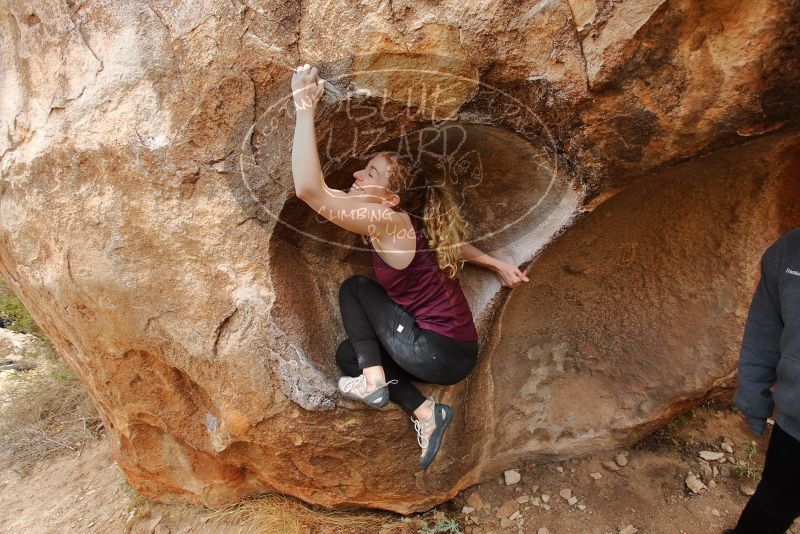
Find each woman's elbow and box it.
[295,186,316,201]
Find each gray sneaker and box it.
[413,398,454,470]
[337,374,398,408]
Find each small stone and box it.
[541,494,550,503]
[708,480,717,489]
[496,499,519,519]
[462,506,475,515]
[538,529,551,534]
[711,509,721,517]
[699,451,725,461]
[532,497,541,506]
[530,484,540,493]
[719,466,731,477]
[590,472,603,480]
[504,469,522,485]
[712,465,719,477]
[543,504,551,510]
[698,459,714,482]
[509,511,522,521]
[619,526,638,534]
[578,504,587,510]
[740,485,755,496]
[685,474,707,494]
[603,460,620,472]
[726,455,735,464]
[556,466,564,473]
[615,453,628,467]
[500,517,515,529]
[467,492,485,510]
[721,442,733,454]
[560,488,572,500]
[568,496,578,505]
[516,495,529,504]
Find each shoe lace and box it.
[342,375,399,394]
[410,397,437,450]
[412,418,430,449]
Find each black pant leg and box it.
[337,274,480,413]
[734,423,800,533]
[338,276,385,369]
[335,337,428,415]
[421,328,479,385]
[334,338,362,378]
[339,275,470,382]
[380,346,429,415]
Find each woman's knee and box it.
[339,274,368,300]
[334,338,356,370]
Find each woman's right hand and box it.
[493,260,530,288]
[291,64,325,113]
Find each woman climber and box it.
[290,64,529,470]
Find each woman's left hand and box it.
[493,260,530,288]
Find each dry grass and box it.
[0,356,104,476]
[197,493,458,534]
[0,277,43,336]
[117,475,462,534]
[115,479,157,534]
[633,407,699,455]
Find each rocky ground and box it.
[445,398,798,534]
[0,384,798,533]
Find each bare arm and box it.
[290,64,402,236]
[290,65,325,198]
[460,243,530,288]
[461,242,501,271]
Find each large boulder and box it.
[0,0,798,513]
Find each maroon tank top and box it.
[366,215,479,343]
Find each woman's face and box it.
[345,155,398,207]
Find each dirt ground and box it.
[0,395,798,534]
[451,399,800,534]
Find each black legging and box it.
[734,422,800,533]
[335,275,479,415]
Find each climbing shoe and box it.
[412,398,454,470]
[337,374,397,408]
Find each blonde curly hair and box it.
[363,150,470,279]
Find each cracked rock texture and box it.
[1,0,799,514]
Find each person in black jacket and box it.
[724,228,800,534]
